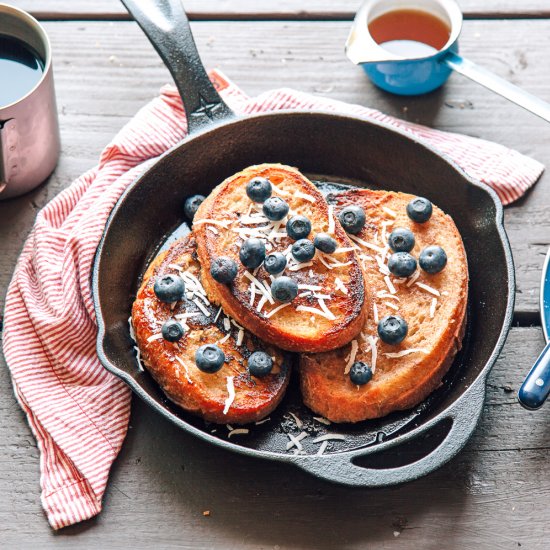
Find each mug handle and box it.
[443,52,550,124]
[0,118,16,193]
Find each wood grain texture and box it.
[10,0,550,20]
[1,19,549,314]
[1,327,548,548]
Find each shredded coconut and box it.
[265,302,291,318]
[228,428,249,438]
[217,333,231,345]
[147,333,164,343]
[193,298,210,316]
[406,270,420,287]
[316,440,329,455]
[348,233,386,254]
[175,356,193,384]
[368,336,378,373]
[385,301,399,311]
[382,206,397,218]
[416,282,441,296]
[384,276,397,294]
[193,218,230,228]
[312,434,346,443]
[286,431,308,451]
[430,297,438,318]
[288,261,314,272]
[373,303,379,324]
[296,305,335,321]
[236,328,244,346]
[376,291,400,301]
[294,190,316,203]
[313,416,331,425]
[223,376,235,414]
[384,348,429,358]
[327,205,335,234]
[335,277,348,295]
[344,340,359,374]
[288,412,303,428]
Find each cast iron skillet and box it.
[92,0,515,487]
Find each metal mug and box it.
[346,0,550,123]
[0,3,60,199]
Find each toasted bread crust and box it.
[131,234,291,424]
[194,164,368,353]
[300,189,468,422]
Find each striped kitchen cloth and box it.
[2,69,543,530]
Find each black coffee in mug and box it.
[0,33,45,107]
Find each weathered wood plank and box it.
[0,327,547,548]
[10,0,550,20]
[1,20,549,314]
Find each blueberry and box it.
[338,205,366,234]
[154,274,185,303]
[271,276,298,303]
[349,361,373,385]
[286,215,312,240]
[246,177,272,203]
[161,319,185,342]
[377,315,408,345]
[262,197,289,221]
[419,245,447,274]
[183,194,205,221]
[388,227,415,253]
[291,239,316,262]
[195,344,225,373]
[239,238,266,269]
[210,256,238,283]
[314,232,337,254]
[248,351,274,377]
[388,252,417,277]
[264,252,287,275]
[406,197,433,223]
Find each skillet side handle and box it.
[294,381,485,487]
[120,0,235,134]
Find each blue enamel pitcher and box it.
[346,0,550,122]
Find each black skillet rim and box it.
[92,109,515,470]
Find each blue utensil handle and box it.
[518,341,550,410]
[443,52,550,124]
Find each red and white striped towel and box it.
[2,69,543,530]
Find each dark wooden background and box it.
[1,1,550,548]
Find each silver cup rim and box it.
[0,2,53,110]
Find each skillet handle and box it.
[120,0,235,134]
[294,381,485,487]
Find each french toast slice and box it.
[131,234,292,425]
[300,189,468,423]
[194,164,368,353]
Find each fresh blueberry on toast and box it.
[299,189,468,423]
[193,164,368,353]
[131,234,292,425]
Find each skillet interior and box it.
[94,111,513,457]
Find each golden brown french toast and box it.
[131,234,292,425]
[193,164,368,353]
[300,189,468,423]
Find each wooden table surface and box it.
[1,1,550,548]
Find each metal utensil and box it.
[518,250,550,409]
